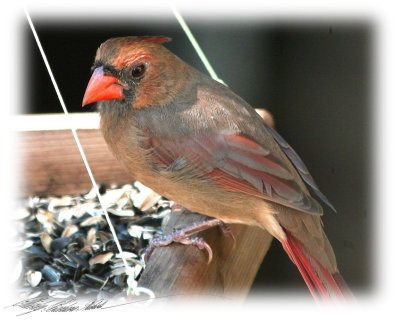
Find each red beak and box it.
[82,67,124,106]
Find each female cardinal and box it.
[82,36,348,300]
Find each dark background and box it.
[23,16,372,295]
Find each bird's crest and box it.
[136,36,171,44]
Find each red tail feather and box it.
[282,231,349,301]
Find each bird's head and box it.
[82,36,187,109]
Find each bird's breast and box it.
[99,107,273,226]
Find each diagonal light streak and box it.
[24,8,132,275]
[170,3,226,84]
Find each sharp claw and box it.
[189,237,213,264]
[218,222,236,249]
[203,241,213,264]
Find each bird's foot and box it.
[145,218,235,264]
[145,228,213,264]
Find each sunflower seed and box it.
[89,252,114,266]
[107,208,134,217]
[86,227,97,245]
[41,265,61,282]
[132,182,161,211]
[36,210,53,224]
[48,196,73,211]
[11,239,33,251]
[48,290,76,299]
[40,232,52,254]
[26,270,42,287]
[115,251,138,259]
[50,237,71,253]
[80,215,105,227]
[61,224,79,238]
[57,207,76,222]
[128,225,144,238]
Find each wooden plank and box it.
[17,127,132,196]
[138,211,273,299]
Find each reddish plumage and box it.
[82,36,349,300]
[138,35,171,44]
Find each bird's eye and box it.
[131,64,146,79]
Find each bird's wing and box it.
[264,125,336,212]
[138,75,333,216]
[149,132,324,216]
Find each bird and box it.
[82,35,349,300]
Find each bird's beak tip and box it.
[82,66,124,107]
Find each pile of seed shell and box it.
[12,182,170,300]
